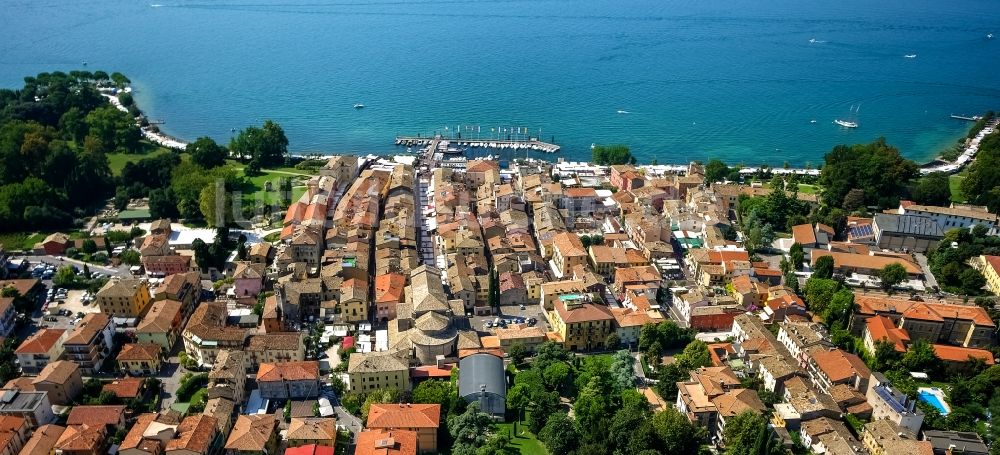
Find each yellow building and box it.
[347,352,410,393]
[115,343,162,376]
[551,232,588,277]
[975,255,1000,295]
[861,420,933,455]
[96,278,152,318]
[548,298,615,351]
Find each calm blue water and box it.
[2,0,999,164]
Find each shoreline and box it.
[101,86,993,175]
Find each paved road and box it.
[914,253,939,290]
[22,255,129,277]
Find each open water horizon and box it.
[2,0,999,165]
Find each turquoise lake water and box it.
[2,0,999,164]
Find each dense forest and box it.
[0,71,290,233]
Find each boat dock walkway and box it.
[920,119,999,175]
[950,114,983,122]
[395,135,560,153]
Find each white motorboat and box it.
[834,119,858,128]
[904,54,917,58]
[353,103,365,109]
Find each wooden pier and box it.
[395,135,560,153]
[950,114,983,122]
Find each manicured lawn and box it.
[796,183,819,195]
[949,171,967,203]
[0,232,47,251]
[107,145,176,175]
[497,421,549,455]
[238,170,312,205]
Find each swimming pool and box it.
[918,388,950,415]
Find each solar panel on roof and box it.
[849,224,873,238]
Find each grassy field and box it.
[497,421,549,455]
[949,170,968,203]
[796,183,819,195]
[238,169,311,204]
[107,144,177,175]
[0,232,47,251]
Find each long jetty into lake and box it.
[395,135,560,153]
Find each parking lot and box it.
[470,302,550,335]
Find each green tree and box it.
[676,340,712,371]
[187,137,228,169]
[789,242,804,271]
[448,403,496,453]
[604,332,621,351]
[871,339,903,372]
[539,412,578,455]
[704,159,731,183]
[652,406,704,455]
[53,266,77,287]
[119,249,141,266]
[411,380,455,409]
[912,172,953,206]
[878,263,908,293]
[592,144,635,165]
[229,120,289,167]
[508,342,528,365]
[961,131,1000,211]
[819,137,918,209]
[813,255,835,279]
[959,268,986,295]
[804,278,839,314]
[574,376,611,443]
[901,340,941,375]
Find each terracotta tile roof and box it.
[348,352,409,374]
[19,423,65,455]
[355,429,418,455]
[103,377,145,399]
[854,295,995,327]
[498,272,525,293]
[791,224,817,245]
[256,361,320,382]
[15,328,65,354]
[287,417,337,441]
[55,424,105,453]
[810,349,871,383]
[33,360,78,386]
[225,415,278,452]
[614,265,661,283]
[554,300,615,324]
[119,413,160,452]
[610,307,653,327]
[117,343,162,362]
[233,261,265,280]
[66,405,125,427]
[865,315,909,352]
[0,278,39,296]
[167,414,219,453]
[367,403,441,429]
[64,313,111,346]
[552,232,586,257]
[247,333,302,351]
[374,273,406,304]
[285,444,336,455]
[711,388,766,418]
[931,344,995,364]
[564,187,598,198]
[184,301,250,342]
[137,299,182,334]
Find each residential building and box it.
[102,377,146,402]
[232,262,266,301]
[550,232,587,278]
[15,328,66,374]
[872,213,945,253]
[366,404,440,453]
[0,298,14,339]
[675,366,765,442]
[287,417,336,448]
[931,344,995,374]
[209,350,247,403]
[539,279,587,311]
[921,430,989,455]
[899,203,998,233]
[973,255,1000,296]
[374,273,406,322]
[95,278,152,318]
[116,343,162,376]
[850,294,995,348]
[141,254,192,278]
[18,423,64,455]
[224,415,279,455]
[66,405,126,432]
[347,352,410,393]
[612,265,661,300]
[0,390,53,426]
[772,377,841,431]
[866,372,925,435]
[498,272,528,306]
[810,250,923,278]
[246,333,304,368]
[62,313,115,375]
[610,307,655,346]
[30,360,82,406]
[182,302,250,367]
[777,321,832,366]
[256,361,320,399]
[799,417,863,455]
[53,423,107,455]
[863,315,910,354]
[136,299,184,350]
[492,325,546,353]
[861,420,933,455]
[154,272,202,314]
[547,298,615,351]
[807,348,871,394]
[0,415,28,455]
[355,429,417,455]
[248,242,273,264]
[203,397,237,442]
